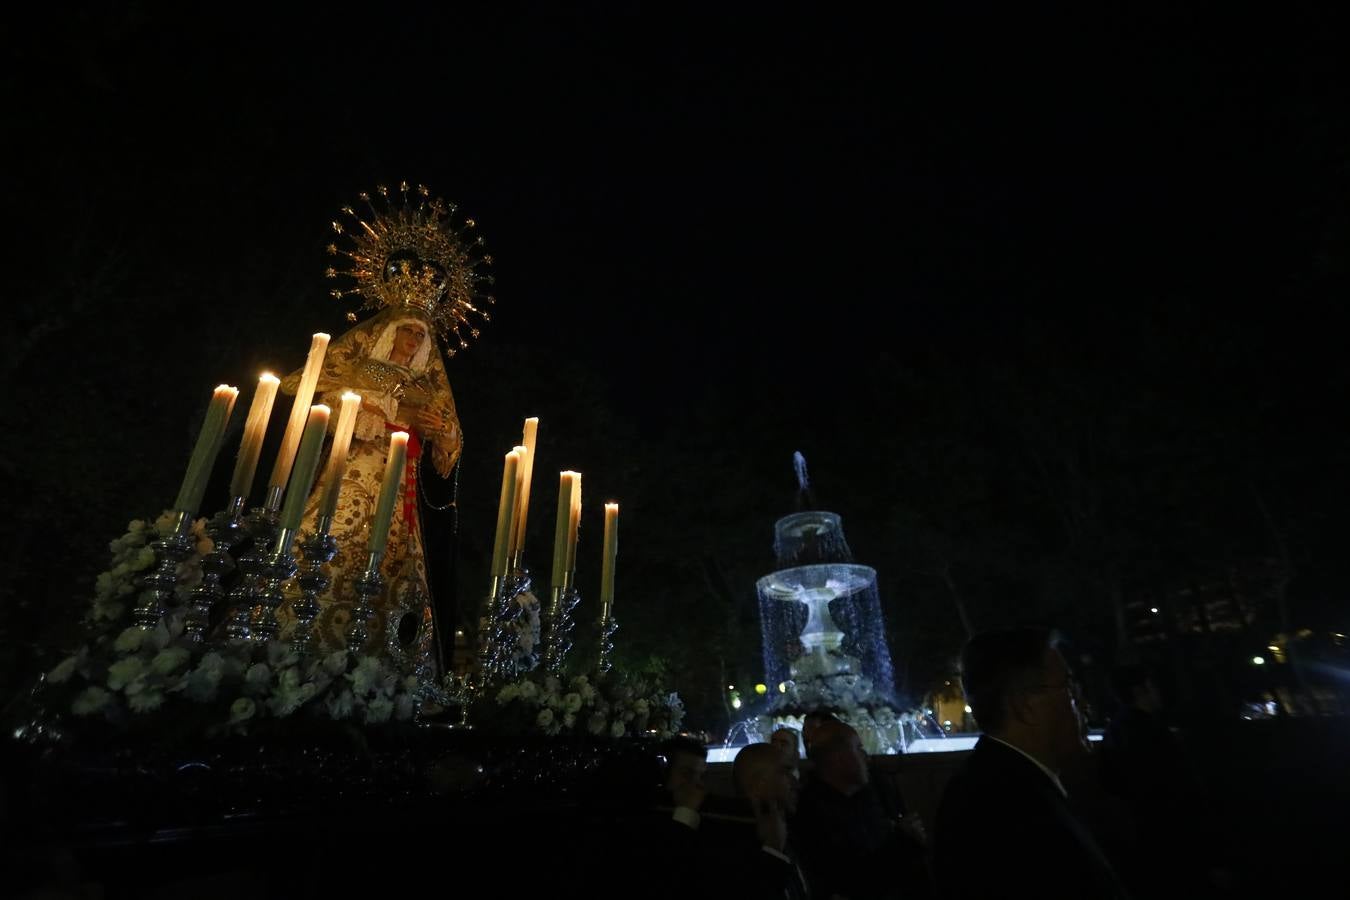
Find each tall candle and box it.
[565,471,582,576]
[267,333,330,503]
[490,450,522,580]
[600,502,619,614]
[173,384,239,516]
[507,443,528,563]
[317,391,362,520]
[278,404,331,532]
[550,471,577,591]
[228,372,280,501]
[512,417,539,560]
[369,431,410,557]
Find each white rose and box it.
[244,663,272,695]
[113,627,148,654]
[365,696,394,724]
[72,686,113,716]
[588,712,608,735]
[578,683,597,704]
[151,647,191,676]
[536,708,555,728]
[128,689,165,714]
[609,720,627,739]
[132,546,158,572]
[563,712,576,729]
[326,689,355,719]
[266,641,299,670]
[47,655,80,684]
[323,650,349,677]
[634,698,650,717]
[229,697,257,723]
[348,656,385,696]
[543,675,561,695]
[107,657,146,691]
[517,680,538,701]
[563,692,583,713]
[496,684,521,705]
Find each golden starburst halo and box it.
[325,181,495,355]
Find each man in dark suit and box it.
[793,719,932,899]
[932,627,1131,899]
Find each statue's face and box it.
[394,322,428,360]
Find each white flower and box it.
[609,720,627,739]
[179,662,223,703]
[536,708,555,728]
[128,689,165,713]
[348,656,385,696]
[563,692,583,714]
[92,600,125,622]
[365,696,394,724]
[543,674,561,695]
[563,712,576,730]
[266,641,299,670]
[633,698,650,718]
[73,686,113,716]
[326,689,355,719]
[197,651,227,678]
[570,674,590,690]
[244,663,272,695]
[107,657,146,691]
[322,650,349,677]
[395,694,415,721]
[578,682,597,705]
[229,697,257,723]
[588,712,608,735]
[113,627,148,654]
[124,675,149,696]
[517,680,538,701]
[268,672,316,718]
[132,546,158,572]
[496,684,521,705]
[47,655,80,684]
[150,647,191,676]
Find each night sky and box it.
[6,5,1349,723]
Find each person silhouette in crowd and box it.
[932,626,1131,899]
[793,718,933,899]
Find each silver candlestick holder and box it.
[184,497,247,642]
[542,576,581,674]
[221,494,281,640]
[596,603,619,674]
[346,550,385,653]
[133,510,195,630]
[477,568,532,683]
[246,526,297,642]
[291,515,338,655]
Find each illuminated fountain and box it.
[739,457,907,754]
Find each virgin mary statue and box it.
[276,183,493,666]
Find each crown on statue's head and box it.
[325,182,495,356]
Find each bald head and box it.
[733,742,800,814]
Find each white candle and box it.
[369,431,410,557]
[173,384,239,516]
[490,449,521,580]
[228,372,280,501]
[267,333,330,503]
[512,417,539,561]
[317,391,362,521]
[278,404,331,532]
[600,502,619,615]
[550,471,577,591]
[508,443,527,564]
[565,471,582,577]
